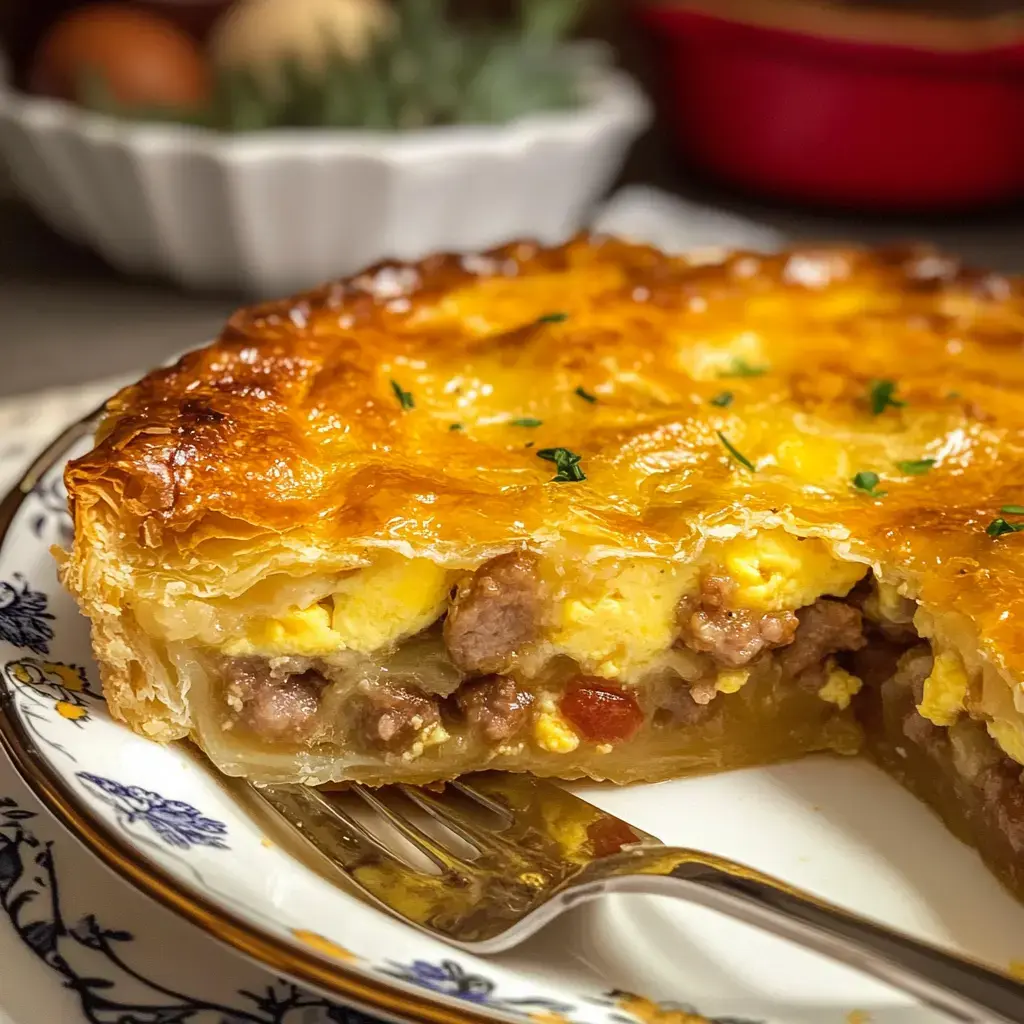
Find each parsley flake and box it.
[716,431,755,472]
[987,518,1024,538]
[537,312,568,324]
[709,391,733,408]
[390,380,414,411]
[449,423,463,431]
[510,417,543,428]
[574,386,597,404]
[869,379,905,415]
[720,358,767,378]
[852,471,887,497]
[537,447,586,483]
[1003,505,1024,515]
[895,458,935,476]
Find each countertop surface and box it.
[8,175,1024,401]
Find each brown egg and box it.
[29,3,212,109]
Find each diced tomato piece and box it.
[558,677,643,744]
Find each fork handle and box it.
[595,849,1024,1024]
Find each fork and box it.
[246,772,1024,1024]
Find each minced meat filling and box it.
[874,650,1024,859]
[443,550,541,674]
[777,599,867,692]
[214,567,1017,822]
[218,585,876,754]
[223,657,325,742]
[356,684,441,753]
[456,675,532,743]
[676,573,799,667]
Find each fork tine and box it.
[258,784,410,872]
[397,784,523,859]
[450,779,514,820]
[352,785,472,873]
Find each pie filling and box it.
[164,532,857,773]
[134,528,1024,894]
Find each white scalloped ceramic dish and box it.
[7,417,1024,1024]
[0,55,649,296]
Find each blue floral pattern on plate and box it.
[0,575,54,656]
[381,958,574,1015]
[0,795,373,1023]
[76,774,230,851]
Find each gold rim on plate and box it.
[0,411,520,1024]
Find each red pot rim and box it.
[638,1,1024,70]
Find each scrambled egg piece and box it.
[717,531,865,612]
[224,602,341,657]
[551,559,698,680]
[401,722,451,762]
[716,668,750,694]
[224,555,453,657]
[978,669,1024,765]
[870,580,913,622]
[533,697,579,753]
[817,660,862,710]
[330,555,453,652]
[917,650,969,727]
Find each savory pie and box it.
[60,236,1024,897]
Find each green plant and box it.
[78,0,591,132]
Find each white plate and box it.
[0,752,394,1024]
[4,418,1024,1024]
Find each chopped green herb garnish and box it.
[574,386,597,404]
[709,391,734,408]
[510,417,543,428]
[449,423,463,431]
[537,446,586,483]
[987,518,1024,538]
[720,358,767,378]
[1002,504,1024,514]
[895,458,935,476]
[868,379,905,415]
[537,312,568,324]
[716,431,755,472]
[390,380,414,410]
[852,471,887,498]
[947,391,962,399]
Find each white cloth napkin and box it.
[595,184,786,254]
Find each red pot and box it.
[636,1,1024,211]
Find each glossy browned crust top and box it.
[65,235,1024,676]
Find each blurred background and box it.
[5,0,1024,402]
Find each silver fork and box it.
[249,772,1024,1024]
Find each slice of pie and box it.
[59,237,1024,897]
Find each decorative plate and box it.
[4,418,1024,1024]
